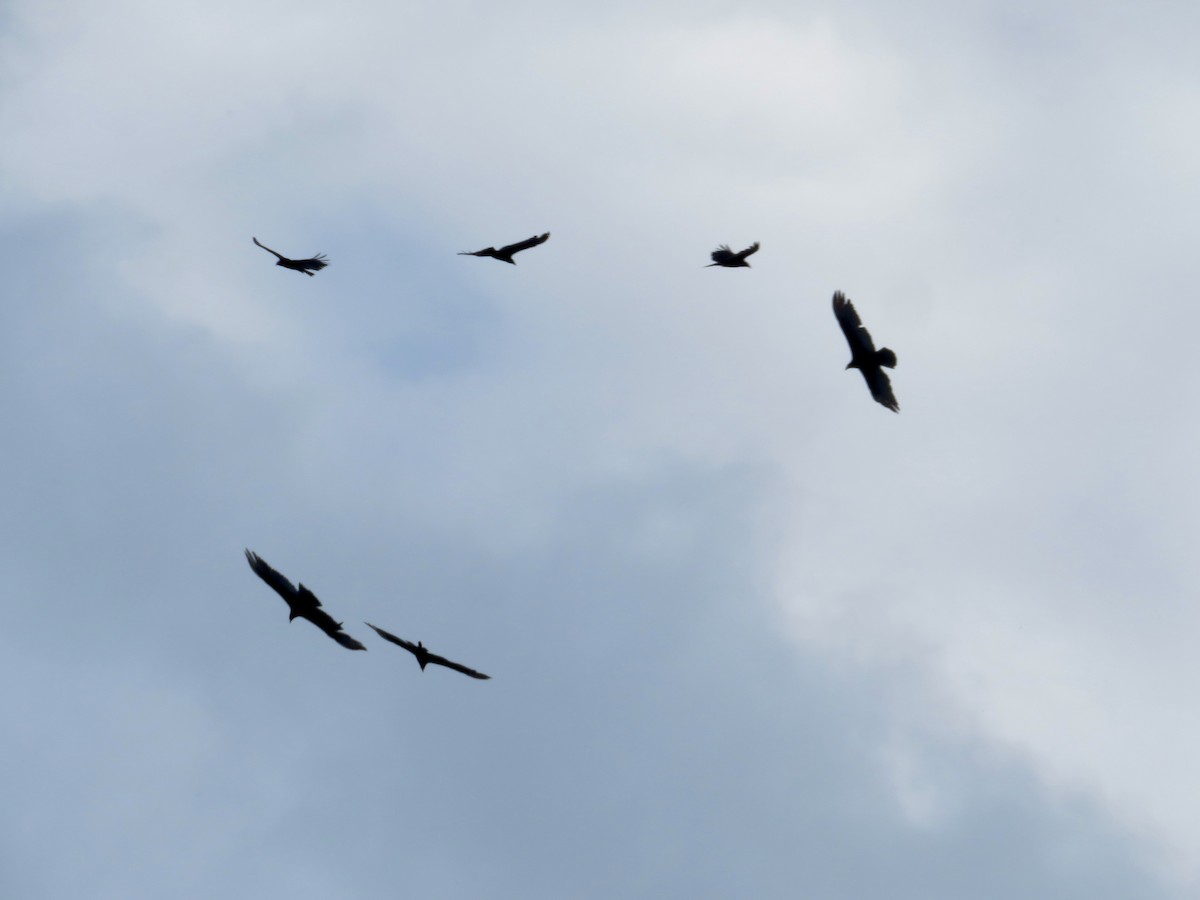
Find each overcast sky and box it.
[2,1,1200,897]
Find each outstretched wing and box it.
[426,651,491,680]
[862,367,900,413]
[306,610,367,650]
[832,291,878,356]
[737,242,760,261]
[708,244,736,265]
[498,232,550,256]
[458,247,497,257]
[365,622,420,655]
[252,237,285,261]
[296,254,328,270]
[327,630,368,650]
[245,549,298,601]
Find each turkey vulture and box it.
[252,237,329,276]
[365,623,490,679]
[833,291,899,413]
[458,232,550,264]
[244,550,366,650]
[706,242,760,267]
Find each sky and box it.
[2,0,1199,897]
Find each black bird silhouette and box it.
[252,237,329,276]
[458,232,550,264]
[244,550,366,650]
[366,623,490,679]
[706,242,760,268]
[833,291,899,413]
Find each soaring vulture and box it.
[252,237,329,276]
[706,242,760,268]
[365,623,490,680]
[244,550,366,650]
[458,232,550,264]
[833,291,899,413]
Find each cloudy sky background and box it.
[2,1,1199,896]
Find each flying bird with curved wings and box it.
[458,232,550,264]
[244,550,366,650]
[706,242,760,268]
[366,622,490,679]
[833,291,899,413]
[252,237,329,276]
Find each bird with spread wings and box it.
[252,237,329,276]
[833,291,900,413]
[458,232,550,264]
[244,550,366,650]
[366,622,490,679]
[706,242,760,268]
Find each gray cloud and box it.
[1,1,1196,896]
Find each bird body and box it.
[244,550,366,650]
[458,232,550,264]
[252,237,328,276]
[366,622,490,679]
[706,242,760,267]
[832,291,900,413]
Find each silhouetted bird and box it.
[833,291,899,413]
[706,242,760,267]
[458,232,550,264]
[366,623,490,679]
[244,550,366,650]
[252,237,329,276]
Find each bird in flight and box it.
[832,291,899,413]
[252,237,329,276]
[244,550,367,650]
[706,242,760,268]
[366,622,490,679]
[458,232,550,264]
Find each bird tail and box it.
[876,348,897,369]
